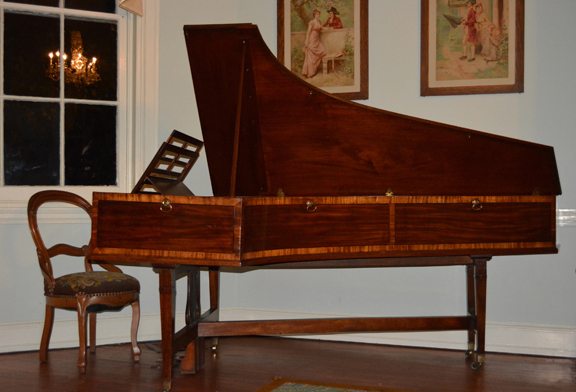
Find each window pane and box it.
[3,101,60,186]
[65,0,116,14]
[3,13,60,97]
[5,0,59,6]
[65,104,117,186]
[64,19,117,101]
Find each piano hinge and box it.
[385,188,394,197]
[277,188,286,197]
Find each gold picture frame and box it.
[277,0,368,100]
[421,0,524,96]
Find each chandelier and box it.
[47,31,100,86]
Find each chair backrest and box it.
[27,190,113,291]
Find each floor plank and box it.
[0,337,574,392]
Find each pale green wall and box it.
[0,0,574,334]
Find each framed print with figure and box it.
[421,0,524,96]
[277,0,368,100]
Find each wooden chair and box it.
[27,190,141,373]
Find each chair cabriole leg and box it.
[89,313,97,354]
[40,304,55,362]
[131,299,141,361]
[76,294,88,373]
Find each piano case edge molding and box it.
[1,204,575,226]
[90,193,560,266]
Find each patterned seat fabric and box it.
[46,271,140,297]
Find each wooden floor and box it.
[0,337,574,392]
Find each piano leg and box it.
[158,267,177,392]
[465,264,475,358]
[181,267,205,374]
[472,256,490,370]
[209,267,220,351]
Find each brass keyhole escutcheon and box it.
[306,200,317,213]
[471,199,483,211]
[160,198,173,212]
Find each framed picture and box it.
[277,0,368,100]
[421,0,524,96]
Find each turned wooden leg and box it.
[209,267,220,312]
[465,264,475,358]
[76,295,89,373]
[181,267,204,374]
[40,304,55,363]
[472,256,489,369]
[89,313,97,354]
[209,267,220,351]
[130,299,141,362]
[158,268,176,391]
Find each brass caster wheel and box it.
[211,337,219,352]
[471,361,483,370]
[465,349,474,359]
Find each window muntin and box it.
[1,0,127,194]
[5,0,59,7]
[5,0,116,12]
[64,0,116,14]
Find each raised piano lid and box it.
[183,24,561,198]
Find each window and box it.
[0,0,131,201]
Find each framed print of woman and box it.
[277,0,368,100]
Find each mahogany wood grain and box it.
[255,255,474,269]
[198,316,471,337]
[86,23,563,391]
[89,192,556,388]
[184,24,559,198]
[466,264,476,355]
[158,267,177,391]
[208,267,220,311]
[242,203,390,252]
[90,193,557,267]
[96,201,236,253]
[181,268,204,375]
[473,257,489,368]
[141,257,492,390]
[395,202,552,244]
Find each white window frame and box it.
[0,0,159,224]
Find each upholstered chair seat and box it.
[46,271,140,298]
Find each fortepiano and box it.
[89,24,561,391]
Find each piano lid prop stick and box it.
[230,42,247,197]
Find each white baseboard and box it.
[2,308,574,358]
[0,312,166,353]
